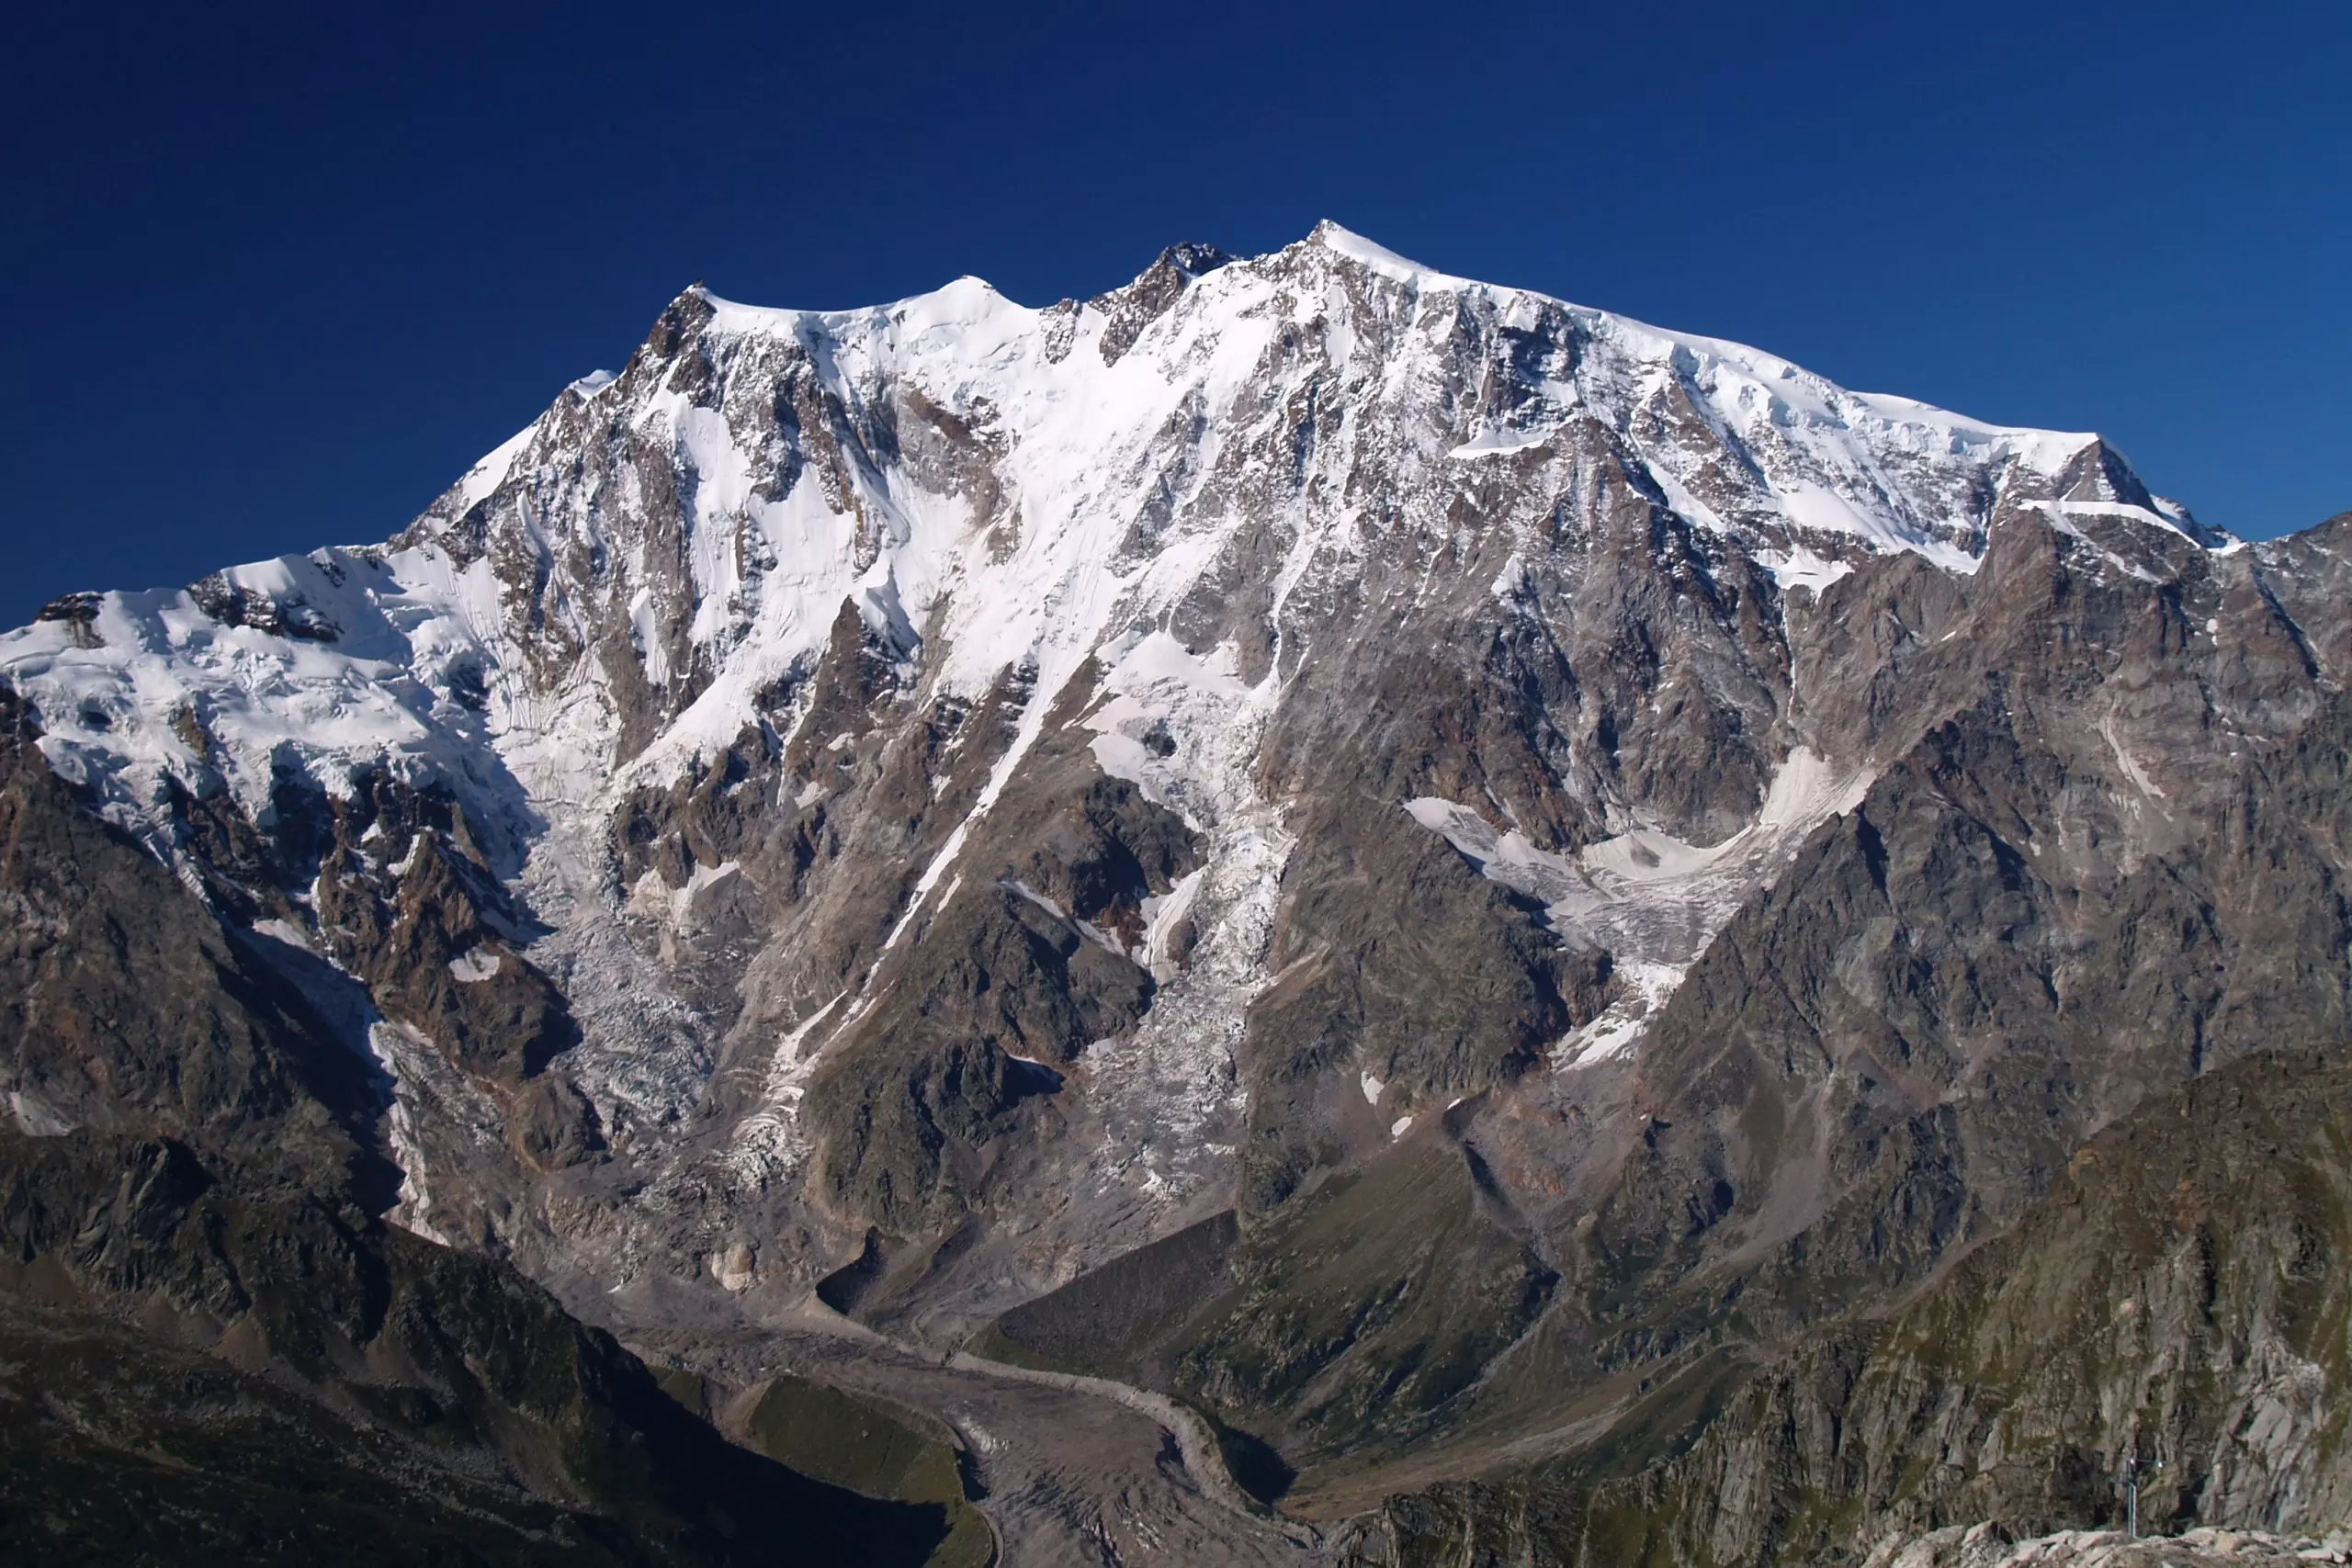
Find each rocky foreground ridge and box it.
[5,223,2351,1562]
[1867,1525,2352,1566]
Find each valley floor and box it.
[634,1302,1336,1567]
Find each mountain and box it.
[0,683,956,1564]
[4,221,2349,1564]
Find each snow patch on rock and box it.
[1408,747,1872,1064]
[447,949,504,982]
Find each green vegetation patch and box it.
[736,1373,993,1568]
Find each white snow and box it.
[8,1090,74,1137]
[1556,960,1690,1067]
[1779,482,1979,576]
[1083,632,1250,815]
[1309,221,1472,289]
[1762,546,1856,594]
[2056,497,2198,538]
[1003,878,1126,955]
[628,588,670,686]
[1450,427,1560,459]
[368,1020,456,1247]
[627,858,741,933]
[447,949,504,982]
[2098,716,2168,801]
[0,221,2213,914]
[1408,748,1872,1066]
[0,544,545,879]
[455,423,536,510]
[726,993,846,1181]
[1136,866,1206,976]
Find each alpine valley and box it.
[8,222,2352,1566]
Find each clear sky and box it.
[4,1,2346,626]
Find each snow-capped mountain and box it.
[6,221,2349,1563]
[8,222,2220,859]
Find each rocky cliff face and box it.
[1335,1049,2352,1566]
[4,223,2346,1562]
[0,683,954,1563]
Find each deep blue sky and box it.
[5,2,2346,626]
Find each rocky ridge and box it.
[1865,1525,2352,1567]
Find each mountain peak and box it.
[1154,241,1231,278]
[1304,219,1464,288]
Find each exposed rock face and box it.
[4,222,2349,1562]
[1864,1526,2352,1566]
[0,683,951,1563]
[1336,1052,2352,1565]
